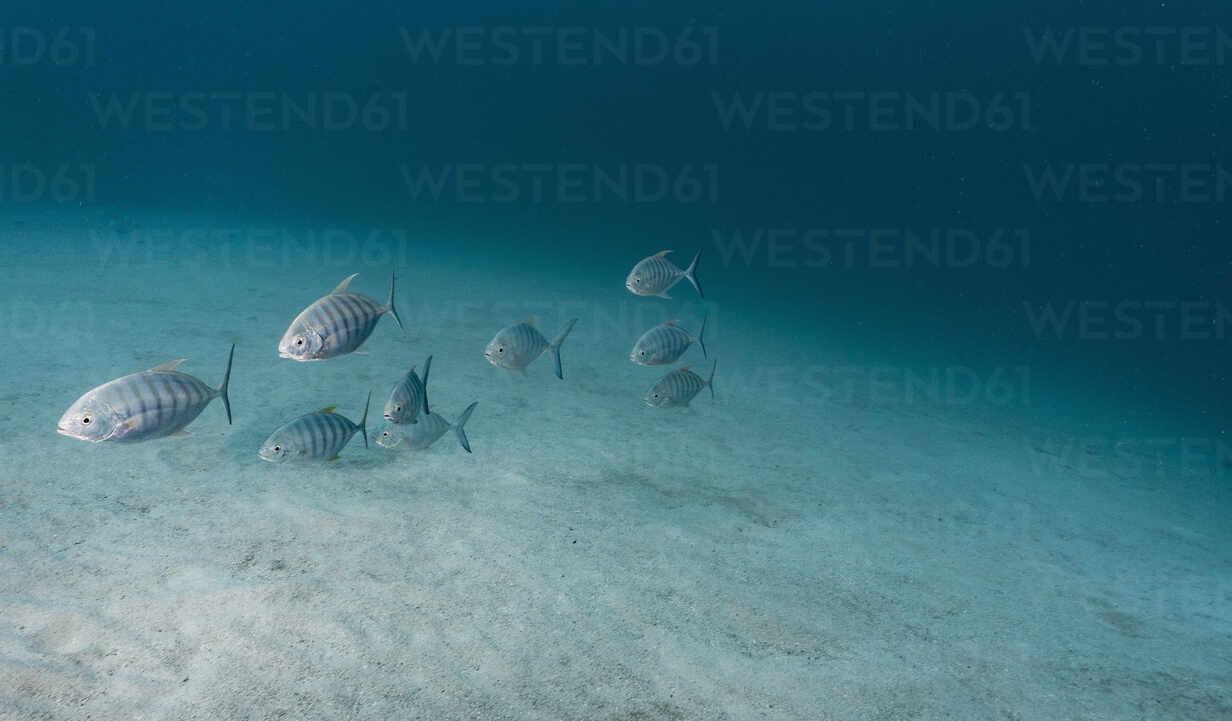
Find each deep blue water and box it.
[2,1,1231,719]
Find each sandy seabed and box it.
[1,210,1229,720]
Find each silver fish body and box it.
[644,361,717,408]
[383,355,432,423]
[484,316,578,379]
[625,249,703,299]
[377,401,476,453]
[278,273,403,361]
[631,314,707,366]
[259,392,370,462]
[57,346,234,443]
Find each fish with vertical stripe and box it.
[625,249,704,299]
[485,316,578,379]
[57,345,235,442]
[259,392,370,462]
[644,361,717,408]
[630,313,708,366]
[278,272,403,361]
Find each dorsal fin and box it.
[149,359,186,372]
[316,406,337,414]
[523,315,538,326]
[679,365,692,372]
[665,320,678,326]
[654,250,672,258]
[331,273,359,295]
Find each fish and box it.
[484,316,578,379]
[383,355,432,423]
[258,391,370,462]
[57,345,234,443]
[630,313,707,366]
[625,249,703,299]
[278,272,403,361]
[377,401,477,453]
[643,361,717,408]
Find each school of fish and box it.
[57,254,716,461]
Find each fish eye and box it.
[295,338,303,346]
[394,404,401,412]
[273,445,281,452]
[382,431,389,437]
[81,415,91,424]
[653,393,659,398]
[498,347,504,353]
[640,350,645,356]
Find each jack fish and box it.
[484,316,578,379]
[625,249,703,299]
[278,272,403,361]
[383,355,432,423]
[644,361,717,408]
[631,313,707,366]
[377,401,477,452]
[259,392,370,462]
[57,345,234,443]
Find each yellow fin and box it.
[170,430,191,438]
[328,455,341,461]
[149,359,186,372]
[316,406,337,414]
[665,320,678,326]
[679,365,692,372]
[654,250,672,258]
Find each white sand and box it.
[1,208,1229,720]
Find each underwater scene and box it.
[1,1,1230,719]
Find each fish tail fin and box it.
[453,401,478,453]
[698,311,708,359]
[360,390,371,449]
[707,359,717,400]
[421,355,432,415]
[548,318,579,380]
[386,270,405,332]
[683,249,704,298]
[218,344,235,424]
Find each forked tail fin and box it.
[218,344,235,424]
[548,318,579,380]
[453,401,478,453]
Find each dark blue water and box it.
[2,1,1230,719]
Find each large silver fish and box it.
[644,361,716,408]
[383,355,431,423]
[630,314,707,366]
[377,401,477,452]
[278,272,403,361]
[625,249,703,299]
[484,316,578,379]
[57,345,234,443]
[258,392,370,462]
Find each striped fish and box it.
[484,316,578,379]
[625,249,703,299]
[644,361,717,408]
[383,355,431,423]
[57,345,234,443]
[630,313,707,366]
[258,392,370,462]
[278,272,403,361]
[377,401,477,453]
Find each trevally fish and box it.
[377,401,477,453]
[644,361,717,408]
[258,392,370,462]
[57,345,234,443]
[278,272,403,361]
[484,316,578,379]
[625,249,703,299]
[631,314,707,366]
[383,355,432,423]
